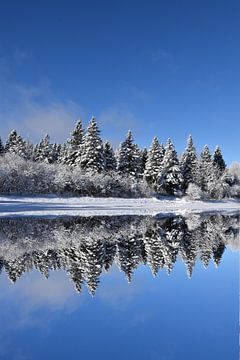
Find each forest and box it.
[0,117,239,199]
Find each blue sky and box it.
[0,1,239,164]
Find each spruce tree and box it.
[157,139,183,195]
[57,143,68,164]
[212,145,226,174]
[0,137,4,155]
[34,134,53,163]
[65,120,84,166]
[198,145,214,191]
[5,130,28,159]
[180,135,198,191]
[117,130,142,177]
[103,141,117,171]
[141,147,148,174]
[78,117,105,173]
[144,137,164,186]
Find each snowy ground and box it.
[0,195,239,217]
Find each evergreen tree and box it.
[144,137,164,186]
[0,137,4,155]
[117,130,142,177]
[65,120,84,166]
[198,145,214,191]
[180,135,198,191]
[141,147,148,174]
[34,134,53,163]
[78,117,105,173]
[52,143,61,163]
[5,130,18,153]
[103,141,117,171]
[5,130,28,159]
[157,139,183,195]
[212,145,226,174]
[57,143,68,164]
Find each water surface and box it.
[0,213,239,360]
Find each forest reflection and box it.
[0,213,239,295]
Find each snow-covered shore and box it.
[0,195,239,217]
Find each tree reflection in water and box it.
[0,213,239,295]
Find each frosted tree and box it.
[117,130,142,177]
[65,120,84,166]
[141,147,148,174]
[78,117,105,173]
[25,141,34,160]
[0,137,4,155]
[157,139,183,195]
[5,130,28,159]
[198,145,214,192]
[212,145,226,174]
[103,141,117,171]
[34,134,53,163]
[57,142,68,164]
[144,137,164,186]
[51,143,61,163]
[180,135,198,191]
[5,130,18,153]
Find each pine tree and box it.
[5,130,18,153]
[0,137,4,155]
[157,139,183,195]
[141,147,148,174]
[5,130,28,159]
[65,120,84,166]
[34,134,53,163]
[144,137,164,186]
[198,145,214,191]
[212,145,226,174]
[52,143,61,163]
[103,141,117,171]
[78,117,105,173]
[57,142,68,164]
[117,130,142,177]
[180,135,198,191]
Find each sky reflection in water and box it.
[0,213,238,360]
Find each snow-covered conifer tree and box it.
[141,147,148,174]
[5,130,28,159]
[198,145,214,191]
[103,141,117,171]
[65,120,84,166]
[212,145,226,174]
[0,137,4,155]
[78,117,105,173]
[34,134,53,163]
[117,130,142,177]
[157,139,183,195]
[144,137,164,186]
[52,143,61,163]
[180,135,198,191]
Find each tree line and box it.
[0,117,239,198]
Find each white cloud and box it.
[0,80,86,143]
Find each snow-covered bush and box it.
[0,154,55,194]
[185,183,204,200]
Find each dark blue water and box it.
[0,214,239,360]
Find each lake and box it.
[0,213,239,360]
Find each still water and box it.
[0,213,239,360]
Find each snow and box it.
[0,195,239,218]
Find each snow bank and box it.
[0,196,239,217]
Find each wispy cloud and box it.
[0,74,85,143]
